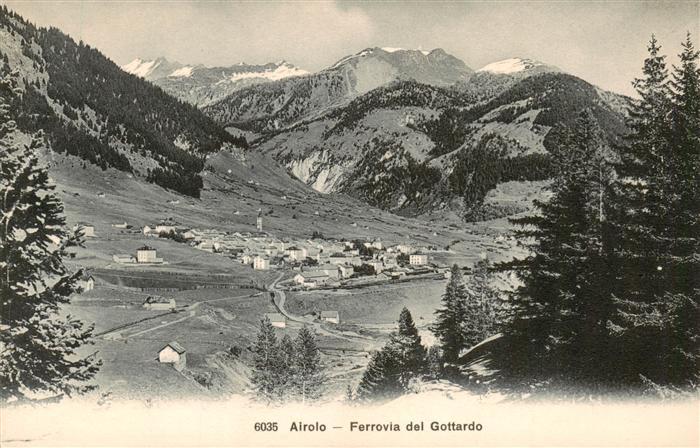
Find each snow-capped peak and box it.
[381,47,432,55]
[477,58,545,74]
[122,58,160,78]
[331,47,438,69]
[168,66,194,78]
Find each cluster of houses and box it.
[108,219,441,288]
[162,224,441,287]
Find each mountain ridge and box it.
[0,6,244,197]
[121,57,310,107]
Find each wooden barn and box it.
[158,341,187,371]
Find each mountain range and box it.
[1,3,631,222]
[121,57,309,107]
[198,51,628,218]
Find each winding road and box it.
[267,272,372,344]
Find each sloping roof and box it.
[137,245,155,251]
[264,313,286,322]
[321,311,339,318]
[300,272,330,279]
[161,341,186,354]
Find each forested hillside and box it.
[0,6,245,197]
[250,71,630,219]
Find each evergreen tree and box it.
[390,307,427,385]
[293,326,324,403]
[356,308,427,401]
[0,75,100,402]
[500,109,616,384]
[609,35,700,386]
[431,265,469,362]
[426,345,443,379]
[463,258,503,345]
[251,317,279,401]
[356,343,404,401]
[273,334,296,402]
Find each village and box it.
[90,211,451,292]
[67,211,463,376]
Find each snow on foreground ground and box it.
[1,390,697,446]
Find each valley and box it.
[0,4,631,405]
[45,139,534,401]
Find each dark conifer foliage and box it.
[498,109,617,385]
[0,74,100,402]
[431,265,470,362]
[607,35,700,386]
[293,325,324,402]
[250,320,325,403]
[492,35,698,392]
[251,317,279,400]
[357,307,427,401]
[0,6,246,198]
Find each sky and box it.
[2,1,699,96]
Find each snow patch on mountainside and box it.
[381,47,432,55]
[122,58,159,78]
[477,58,543,74]
[228,63,308,82]
[331,49,375,69]
[169,66,194,77]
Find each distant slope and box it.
[249,72,629,218]
[203,47,473,134]
[122,58,309,107]
[0,6,245,197]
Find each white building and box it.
[366,260,384,274]
[78,273,95,291]
[294,272,330,288]
[337,264,354,279]
[320,311,340,324]
[137,246,163,263]
[143,297,176,311]
[158,342,187,371]
[396,244,414,254]
[113,254,135,263]
[197,241,220,253]
[409,254,428,266]
[328,254,362,266]
[264,313,286,328]
[155,225,176,235]
[253,256,270,270]
[285,246,308,261]
[75,222,95,238]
